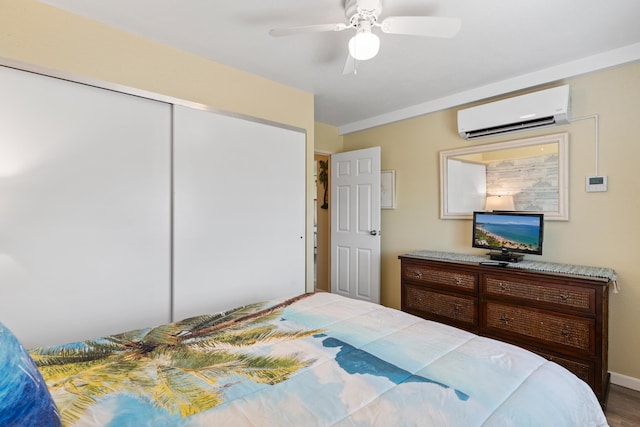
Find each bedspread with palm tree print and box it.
[28,292,608,427]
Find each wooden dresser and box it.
[399,253,612,407]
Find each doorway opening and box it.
[314,153,330,292]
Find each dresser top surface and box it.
[400,250,616,284]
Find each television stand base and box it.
[488,252,524,263]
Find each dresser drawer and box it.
[485,302,594,353]
[405,284,478,327]
[403,263,477,292]
[538,351,594,386]
[485,275,595,313]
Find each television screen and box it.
[472,211,544,256]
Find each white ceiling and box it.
[42,0,640,134]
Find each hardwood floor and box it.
[606,384,640,426]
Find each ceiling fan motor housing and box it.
[345,0,382,24]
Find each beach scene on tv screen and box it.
[475,214,541,252]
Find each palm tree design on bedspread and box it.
[30,294,320,425]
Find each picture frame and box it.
[381,170,396,209]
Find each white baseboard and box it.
[610,371,640,392]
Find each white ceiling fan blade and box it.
[269,23,349,37]
[380,16,461,38]
[342,53,356,75]
[356,0,380,13]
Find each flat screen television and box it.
[472,211,544,262]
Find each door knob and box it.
[369,230,379,236]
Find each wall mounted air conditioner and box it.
[457,85,570,140]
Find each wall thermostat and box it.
[586,175,608,192]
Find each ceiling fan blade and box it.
[342,53,356,75]
[380,16,461,38]
[269,23,349,37]
[356,0,380,13]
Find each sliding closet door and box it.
[173,106,306,320]
[0,66,171,347]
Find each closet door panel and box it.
[0,66,171,347]
[173,106,306,320]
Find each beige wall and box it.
[315,122,344,154]
[0,0,316,289]
[340,62,640,384]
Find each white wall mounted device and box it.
[457,85,571,140]
[586,175,608,192]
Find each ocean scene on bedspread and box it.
[29,292,608,426]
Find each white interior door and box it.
[330,147,381,304]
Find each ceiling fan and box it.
[269,0,461,74]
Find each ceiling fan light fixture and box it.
[348,30,380,61]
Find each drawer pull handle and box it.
[454,277,462,285]
[453,304,461,313]
[559,293,570,302]
[499,314,510,324]
[413,271,423,279]
[561,328,570,338]
[499,282,510,292]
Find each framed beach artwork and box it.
[381,170,396,209]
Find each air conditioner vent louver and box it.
[463,116,556,139]
[457,85,570,140]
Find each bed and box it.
[1,292,608,426]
